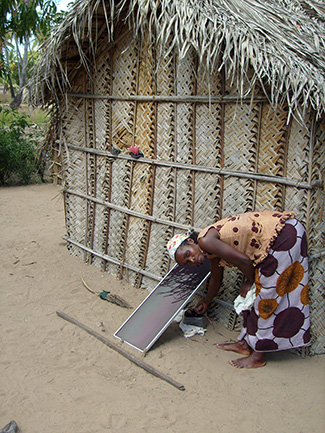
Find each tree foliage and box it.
[0,1,66,185]
[0,0,66,105]
[0,106,42,184]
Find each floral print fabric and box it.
[239,219,310,352]
[198,210,295,266]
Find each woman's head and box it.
[167,232,206,266]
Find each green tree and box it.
[0,0,63,106]
[0,106,41,184]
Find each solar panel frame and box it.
[114,258,211,352]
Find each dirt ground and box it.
[1,183,324,433]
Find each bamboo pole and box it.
[119,159,134,279]
[252,102,263,209]
[168,51,178,272]
[61,235,238,308]
[137,36,158,289]
[281,110,291,210]
[65,143,322,190]
[67,92,269,104]
[63,234,161,280]
[103,47,114,271]
[63,185,323,268]
[89,73,97,256]
[63,188,203,232]
[219,63,225,220]
[191,54,198,225]
[119,39,140,279]
[306,112,316,241]
[56,310,185,391]
[83,72,91,264]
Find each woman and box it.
[167,210,310,368]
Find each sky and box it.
[56,0,73,12]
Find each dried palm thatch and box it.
[27,0,324,355]
[28,0,325,121]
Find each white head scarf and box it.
[166,233,190,261]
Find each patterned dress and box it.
[198,211,310,352]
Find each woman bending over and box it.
[167,210,310,369]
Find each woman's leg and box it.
[228,350,266,368]
[218,219,309,368]
[216,339,251,355]
[216,339,266,368]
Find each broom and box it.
[81,278,132,309]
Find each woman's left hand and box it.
[239,281,253,298]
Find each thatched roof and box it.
[28,0,325,119]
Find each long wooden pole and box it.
[56,310,185,391]
[67,92,269,103]
[65,143,321,190]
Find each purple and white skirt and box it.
[239,219,310,352]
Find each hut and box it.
[28,0,324,354]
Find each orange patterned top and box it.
[198,210,295,267]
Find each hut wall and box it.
[59,31,324,355]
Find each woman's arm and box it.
[205,258,224,305]
[198,228,255,297]
[196,257,223,313]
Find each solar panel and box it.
[114,258,211,352]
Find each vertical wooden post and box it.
[119,38,140,279]
[83,71,91,263]
[218,64,226,220]
[137,34,157,288]
[89,72,97,257]
[103,47,114,271]
[306,111,316,239]
[281,116,292,210]
[191,55,198,226]
[252,103,263,210]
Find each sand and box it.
[0,183,324,433]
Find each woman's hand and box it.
[239,281,253,298]
[194,299,209,314]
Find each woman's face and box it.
[175,239,206,266]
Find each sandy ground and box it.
[0,183,324,433]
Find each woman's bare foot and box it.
[229,351,266,369]
[216,339,251,355]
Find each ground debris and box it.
[81,278,131,309]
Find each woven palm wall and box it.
[59,29,324,355]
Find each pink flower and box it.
[127,145,139,155]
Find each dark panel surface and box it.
[114,258,211,352]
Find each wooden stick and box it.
[65,143,322,190]
[63,191,204,233]
[81,277,98,295]
[56,310,185,391]
[67,92,269,103]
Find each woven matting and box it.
[56,31,324,354]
